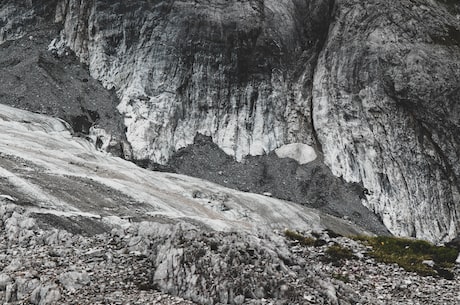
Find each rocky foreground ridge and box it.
[0,203,459,305]
[0,0,458,243]
[0,104,374,304]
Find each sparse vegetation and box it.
[325,244,356,263]
[332,273,351,283]
[284,229,316,246]
[354,236,459,279]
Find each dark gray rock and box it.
[0,1,129,158]
[166,133,390,235]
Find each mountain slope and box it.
[0,103,371,304]
[0,103,367,236]
[0,0,459,243]
[53,0,460,242]
[313,0,460,242]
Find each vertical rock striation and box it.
[54,0,334,163]
[313,0,460,242]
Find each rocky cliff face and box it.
[313,0,460,242]
[54,0,333,162]
[0,0,459,243]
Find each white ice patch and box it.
[275,143,317,164]
[0,104,371,236]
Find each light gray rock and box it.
[312,0,460,242]
[58,271,90,293]
[0,274,12,291]
[5,282,17,303]
[30,285,61,305]
[16,277,41,301]
[54,0,333,163]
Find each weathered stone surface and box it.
[0,204,459,305]
[0,0,57,44]
[0,274,12,291]
[58,271,91,293]
[1,0,459,244]
[312,0,460,242]
[54,0,333,163]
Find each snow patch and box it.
[275,143,317,164]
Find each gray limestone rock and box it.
[0,274,12,291]
[29,285,61,305]
[54,0,333,163]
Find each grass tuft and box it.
[325,244,356,263]
[332,273,351,283]
[284,229,316,246]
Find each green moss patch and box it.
[355,236,459,279]
[332,273,351,283]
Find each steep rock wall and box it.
[54,0,333,163]
[313,0,460,242]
